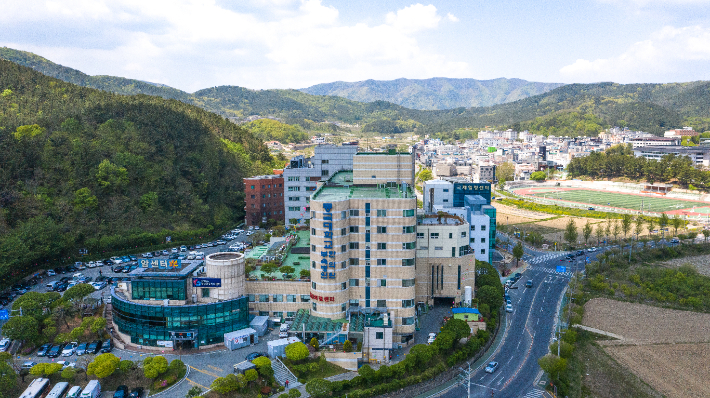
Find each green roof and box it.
[290,309,346,333]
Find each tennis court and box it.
[526,189,705,212]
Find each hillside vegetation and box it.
[3,47,710,138]
[0,59,275,285]
[300,77,564,110]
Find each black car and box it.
[100,339,113,353]
[47,343,64,358]
[36,343,52,357]
[60,277,71,283]
[54,282,69,292]
[67,265,78,272]
[128,387,144,398]
[246,352,266,361]
[576,250,585,257]
[114,385,129,398]
[112,266,124,273]
[87,340,102,354]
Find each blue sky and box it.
[1,0,710,92]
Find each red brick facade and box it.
[244,175,284,227]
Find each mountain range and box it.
[300,77,565,110]
[2,47,710,136]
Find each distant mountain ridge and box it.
[300,77,565,110]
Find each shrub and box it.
[310,337,319,351]
[285,342,309,362]
[144,355,168,379]
[87,353,120,378]
[119,360,133,373]
[343,340,352,352]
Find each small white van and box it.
[80,380,101,398]
[66,385,82,398]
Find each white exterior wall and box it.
[284,145,358,225]
[467,213,490,262]
[422,180,454,211]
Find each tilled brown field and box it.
[606,343,710,398]
[583,298,710,344]
[583,298,710,398]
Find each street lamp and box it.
[458,362,471,398]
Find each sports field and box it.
[517,188,708,213]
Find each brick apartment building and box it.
[244,174,285,227]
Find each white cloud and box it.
[0,0,467,90]
[559,25,710,82]
[446,13,459,22]
[385,4,442,33]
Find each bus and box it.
[19,378,50,398]
[47,382,70,398]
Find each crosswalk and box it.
[526,252,570,264]
[528,265,573,277]
[521,389,545,398]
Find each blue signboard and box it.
[556,265,567,273]
[192,278,221,288]
[453,183,492,206]
[320,203,336,279]
[0,310,8,320]
[139,259,181,269]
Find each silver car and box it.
[62,342,78,356]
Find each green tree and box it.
[417,168,433,183]
[305,378,333,398]
[646,217,657,238]
[30,363,48,376]
[244,368,258,384]
[143,355,168,379]
[621,214,632,241]
[343,340,352,352]
[634,216,644,240]
[530,171,546,181]
[87,353,120,378]
[358,364,376,382]
[289,389,302,397]
[139,191,159,213]
[286,342,310,362]
[582,221,593,246]
[63,284,96,302]
[670,215,684,236]
[74,188,98,212]
[186,386,202,398]
[309,337,319,351]
[210,374,241,394]
[594,223,604,245]
[702,229,710,243]
[564,218,579,248]
[659,214,670,237]
[61,367,77,381]
[0,355,18,397]
[442,318,471,340]
[252,356,271,369]
[91,317,107,336]
[477,285,503,311]
[280,266,295,276]
[1,315,39,343]
[44,362,63,376]
[497,162,515,183]
[538,354,567,381]
[512,242,524,266]
[96,159,129,190]
[300,269,310,279]
[549,341,574,359]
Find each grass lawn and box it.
[529,189,704,212]
[282,356,348,383]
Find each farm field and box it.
[582,298,710,398]
[515,187,708,213]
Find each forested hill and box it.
[0,59,276,285]
[300,77,565,110]
[3,47,710,137]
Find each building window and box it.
[341,261,346,269]
[443,189,449,192]
[376,299,386,307]
[403,209,415,217]
[341,245,347,253]
[471,225,476,231]
[349,299,359,307]
[342,211,347,219]
[341,228,346,236]
[341,282,347,290]
[312,261,316,269]
[461,231,467,238]
[287,311,296,318]
[322,159,329,164]
[202,288,210,297]
[287,295,296,302]
[449,233,453,239]
[341,303,347,312]
[251,185,255,189]
[377,210,387,217]
[376,259,387,265]
[435,246,443,251]
[273,294,283,302]
[259,311,269,317]
[443,199,449,202]
[259,294,269,302]
[312,228,316,235]
[248,294,255,302]
[250,195,255,199]
[376,332,384,340]
[377,243,387,250]
[349,278,359,286]
[481,225,486,231]
[403,242,416,249]
[301,295,310,302]
[402,299,414,308]
[312,282,317,289]
[379,279,386,287]
[481,249,485,254]
[349,258,359,266]
[321,170,329,176]
[419,246,428,250]
[312,245,316,251]
[402,278,415,287]
[349,209,360,217]
[288,177,300,181]
[349,226,359,233]
[481,238,486,243]
[288,186,300,191]
[349,242,359,249]
[417,232,424,239]
[402,258,415,266]
[430,233,439,239]
[376,226,387,234]
[312,302,317,311]
[403,226,415,233]
[289,197,300,201]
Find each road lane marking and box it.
[189,365,220,378]
[207,365,223,373]
[186,378,209,389]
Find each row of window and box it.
[347,278,415,287]
[418,246,485,255]
[248,294,310,303]
[250,184,283,189]
[417,231,468,239]
[311,299,415,312]
[250,203,283,209]
[344,258,415,266]
[471,225,487,231]
[311,209,416,219]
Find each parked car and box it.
[113,385,128,398]
[427,333,436,344]
[506,303,513,313]
[112,266,124,273]
[128,387,144,398]
[62,342,78,356]
[54,282,69,292]
[245,352,266,361]
[525,280,533,288]
[46,269,56,277]
[47,343,64,358]
[484,361,499,373]
[587,247,597,252]
[76,342,88,356]
[576,250,585,257]
[87,261,97,268]
[57,360,76,370]
[37,343,52,357]
[21,361,37,370]
[0,338,10,352]
[100,339,113,353]
[87,340,102,354]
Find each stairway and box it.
[272,357,302,388]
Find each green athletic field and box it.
[528,189,707,212]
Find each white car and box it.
[427,333,436,344]
[46,269,56,277]
[62,342,78,356]
[484,361,499,373]
[110,256,122,264]
[87,261,97,268]
[56,360,76,370]
[506,303,513,313]
[90,282,107,290]
[587,247,597,252]
[72,272,84,280]
[0,338,11,352]
[246,231,253,236]
[171,248,178,253]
